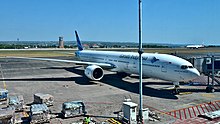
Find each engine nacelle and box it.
[84,65,104,80]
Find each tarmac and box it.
[0,56,220,123]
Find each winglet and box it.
[75,30,83,51]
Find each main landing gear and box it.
[206,86,215,93]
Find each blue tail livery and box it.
[75,30,83,51]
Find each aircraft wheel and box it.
[206,87,209,92]
[206,87,215,93]
[211,88,215,93]
[206,87,211,93]
[173,88,180,94]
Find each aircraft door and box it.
[132,61,137,69]
[128,60,137,73]
[125,63,130,71]
[161,63,167,72]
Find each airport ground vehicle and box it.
[0,110,14,124]
[0,89,8,101]
[7,95,24,111]
[30,104,51,123]
[61,101,86,118]
[34,93,53,106]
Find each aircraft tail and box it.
[75,30,83,51]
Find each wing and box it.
[8,56,115,69]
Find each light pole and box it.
[138,0,143,123]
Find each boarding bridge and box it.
[203,57,220,75]
[190,56,220,92]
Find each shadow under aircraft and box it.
[51,66,220,94]
[1,65,180,99]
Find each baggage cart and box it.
[61,100,86,118]
[7,95,24,111]
[34,93,53,106]
[0,89,8,101]
[30,104,51,124]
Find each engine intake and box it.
[84,65,104,80]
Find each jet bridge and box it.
[203,56,220,92]
[190,56,220,92]
[203,57,220,75]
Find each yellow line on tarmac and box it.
[178,92,192,95]
[201,93,215,98]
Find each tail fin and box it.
[75,30,83,51]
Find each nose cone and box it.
[191,68,200,78]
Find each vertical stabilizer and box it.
[75,30,83,51]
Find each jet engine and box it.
[84,65,104,80]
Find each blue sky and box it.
[0,0,220,45]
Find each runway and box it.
[0,56,220,123]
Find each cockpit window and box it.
[181,65,188,69]
[188,66,193,68]
[181,65,194,69]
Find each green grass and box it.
[0,47,219,57]
[0,49,75,57]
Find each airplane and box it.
[11,31,200,94]
[186,44,205,49]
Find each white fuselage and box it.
[76,50,200,82]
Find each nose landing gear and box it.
[172,82,180,94]
[173,85,180,94]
